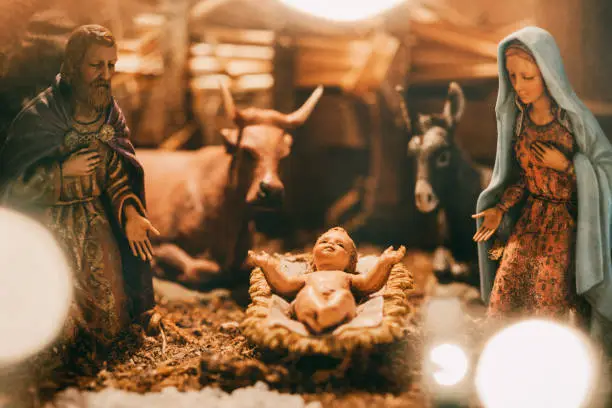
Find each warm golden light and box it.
[430,343,469,386]
[475,319,596,408]
[278,0,406,22]
[0,208,72,368]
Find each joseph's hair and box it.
[60,24,115,83]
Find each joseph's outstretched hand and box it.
[124,205,160,262]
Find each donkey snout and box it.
[415,179,439,213]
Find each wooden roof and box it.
[187,0,533,86]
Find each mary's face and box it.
[505,54,546,105]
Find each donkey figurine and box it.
[398,82,491,287]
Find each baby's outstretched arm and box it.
[351,245,406,295]
[247,250,306,296]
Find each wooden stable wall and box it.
[408,0,612,163]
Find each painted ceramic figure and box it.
[0,25,159,348]
[248,227,406,334]
[473,27,612,342]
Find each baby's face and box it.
[312,230,353,271]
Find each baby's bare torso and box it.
[293,270,357,333]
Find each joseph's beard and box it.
[74,81,112,113]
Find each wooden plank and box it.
[410,21,499,58]
[584,99,612,117]
[133,13,166,31]
[190,0,235,19]
[492,19,536,39]
[409,62,499,83]
[199,26,275,45]
[417,0,479,27]
[189,56,222,74]
[190,43,274,60]
[189,74,273,91]
[189,57,273,76]
[411,45,496,66]
[190,74,230,91]
[295,71,352,88]
[297,55,362,73]
[272,38,296,113]
[295,36,368,52]
[137,0,189,145]
[118,31,160,56]
[159,123,199,150]
[235,74,274,90]
[346,33,400,94]
[115,52,164,75]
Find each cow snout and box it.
[415,179,439,213]
[259,180,283,198]
[245,178,284,210]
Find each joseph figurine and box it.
[0,25,160,348]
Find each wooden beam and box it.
[416,0,480,27]
[115,52,164,75]
[296,71,354,88]
[346,33,400,95]
[410,21,499,59]
[133,13,166,31]
[295,36,368,52]
[190,0,235,20]
[409,62,499,83]
[190,43,274,60]
[493,19,536,40]
[199,26,275,45]
[235,74,274,90]
[584,99,612,117]
[190,73,273,91]
[411,45,496,66]
[118,31,160,55]
[297,52,367,72]
[159,123,198,150]
[190,74,230,91]
[189,57,273,76]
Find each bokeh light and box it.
[0,207,72,368]
[475,319,596,408]
[278,0,406,22]
[430,343,469,386]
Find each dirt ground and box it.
[2,249,440,407]
[4,248,608,408]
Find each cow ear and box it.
[279,134,293,158]
[221,128,239,153]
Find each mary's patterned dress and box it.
[488,112,578,319]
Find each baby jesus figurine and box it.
[248,227,406,334]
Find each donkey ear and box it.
[443,82,465,127]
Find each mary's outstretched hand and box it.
[472,207,504,242]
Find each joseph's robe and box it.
[0,75,155,346]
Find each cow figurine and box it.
[137,83,324,285]
[398,82,491,287]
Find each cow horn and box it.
[219,80,240,124]
[283,85,324,128]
